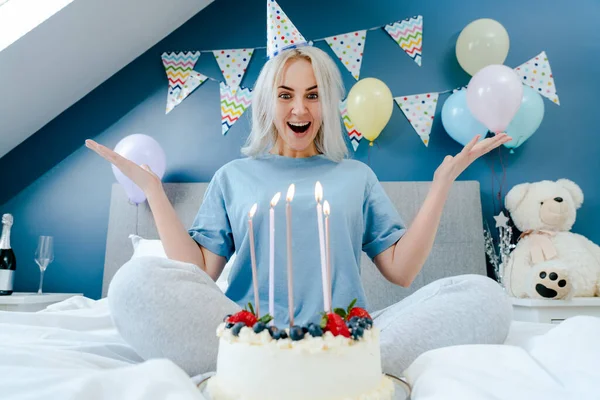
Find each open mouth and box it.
[287,122,311,134]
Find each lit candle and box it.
[269,192,281,324]
[323,200,332,312]
[286,184,295,326]
[315,182,330,313]
[248,203,260,317]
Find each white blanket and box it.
[0,296,205,400]
[0,296,597,400]
[404,316,600,400]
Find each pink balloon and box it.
[466,65,524,133]
[111,134,166,204]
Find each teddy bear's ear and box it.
[505,183,530,213]
[557,179,584,209]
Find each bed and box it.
[1,181,597,399]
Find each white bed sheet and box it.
[405,317,600,400]
[1,296,204,400]
[0,296,596,400]
[504,319,556,348]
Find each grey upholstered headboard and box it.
[102,181,487,310]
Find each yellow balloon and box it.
[346,78,393,144]
[456,18,509,76]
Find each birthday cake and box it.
[206,301,394,400]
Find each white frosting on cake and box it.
[207,324,394,400]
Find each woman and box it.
[86,46,513,377]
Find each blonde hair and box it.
[241,46,348,162]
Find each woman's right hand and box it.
[85,139,162,194]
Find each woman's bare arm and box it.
[86,139,226,280]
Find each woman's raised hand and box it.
[85,139,162,194]
[433,133,512,185]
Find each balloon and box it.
[441,90,488,146]
[466,65,523,133]
[504,86,545,150]
[456,18,510,76]
[111,134,166,204]
[346,78,393,144]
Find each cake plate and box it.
[196,372,411,399]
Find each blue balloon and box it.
[504,85,545,150]
[441,90,488,146]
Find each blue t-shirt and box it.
[188,154,406,326]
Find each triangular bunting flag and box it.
[339,99,363,151]
[213,49,254,91]
[394,92,439,146]
[176,71,208,104]
[220,83,252,135]
[384,15,423,66]
[325,30,367,80]
[514,51,559,105]
[162,51,201,114]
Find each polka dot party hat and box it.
[267,0,309,59]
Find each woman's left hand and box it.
[433,132,512,186]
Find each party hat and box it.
[266,0,309,59]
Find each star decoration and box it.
[494,211,509,229]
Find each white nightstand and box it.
[511,297,600,324]
[0,292,82,312]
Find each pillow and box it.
[129,234,167,259]
[129,234,234,292]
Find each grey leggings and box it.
[108,256,513,377]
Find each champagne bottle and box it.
[0,214,16,296]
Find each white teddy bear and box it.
[503,179,600,299]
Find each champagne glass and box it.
[35,236,54,294]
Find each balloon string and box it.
[498,147,507,210]
[485,155,498,214]
[485,146,507,217]
[486,157,496,214]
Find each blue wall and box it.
[1,0,598,299]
